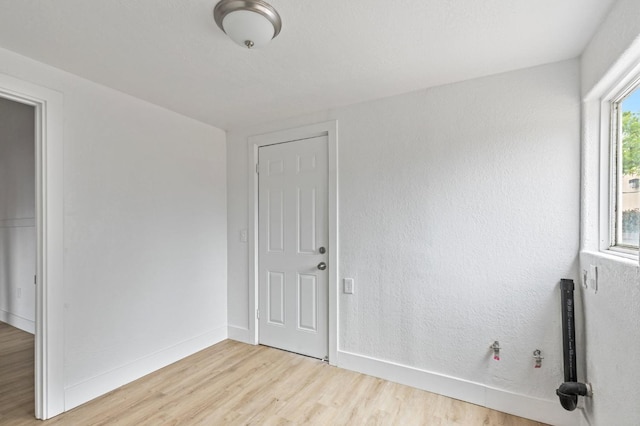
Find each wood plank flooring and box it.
[1,322,547,425]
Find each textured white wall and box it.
[581,0,640,424]
[0,97,36,332]
[581,0,640,99]
[337,60,579,401]
[0,47,227,408]
[227,60,581,419]
[579,253,639,424]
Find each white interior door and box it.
[258,136,328,359]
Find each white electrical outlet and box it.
[17,287,22,298]
[240,229,248,243]
[344,278,354,294]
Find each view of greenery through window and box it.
[620,87,640,248]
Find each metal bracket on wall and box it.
[490,341,501,361]
[533,349,544,368]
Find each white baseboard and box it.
[64,325,227,411]
[0,309,35,334]
[337,350,584,426]
[227,324,254,344]
[485,383,585,426]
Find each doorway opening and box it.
[0,96,36,419]
[0,72,64,419]
[0,97,36,332]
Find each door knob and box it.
[317,262,327,271]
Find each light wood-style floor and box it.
[1,322,546,425]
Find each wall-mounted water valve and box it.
[533,349,544,368]
[490,341,501,361]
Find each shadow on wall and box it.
[1,229,14,316]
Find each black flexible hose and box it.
[557,279,589,411]
[560,279,577,383]
[556,382,589,411]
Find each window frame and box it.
[600,71,640,259]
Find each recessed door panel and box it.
[268,190,284,252]
[267,271,285,325]
[297,187,316,254]
[298,274,317,332]
[297,154,317,174]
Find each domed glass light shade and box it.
[214,0,282,49]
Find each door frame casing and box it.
[247,121,338,364]
[0,72,65,419]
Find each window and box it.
[610,80,640,251]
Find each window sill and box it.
[581,249,639,267]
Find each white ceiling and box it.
[0,0,615,130]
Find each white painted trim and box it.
[64,326,227,410]
[0,72,64,419]
[0,310,36,334]
[583,35,640,264]
[247,121,339,365]
[227,325,253,344]
[337,350,585,426]
[596,61,640,260]
[580,249,639,268]
[597,95,612,252]
[584,37,640,103]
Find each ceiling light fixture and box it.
[213,0,282,49]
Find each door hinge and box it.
[256,163,259,174]
[34,275,37,285]
[256,309,260,319]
